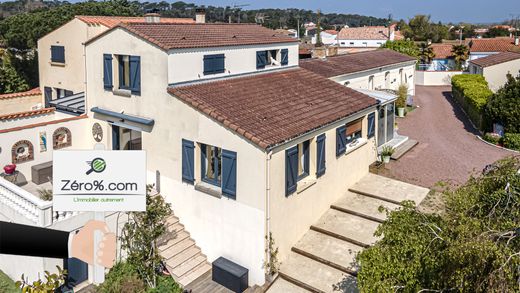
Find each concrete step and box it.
[267,278,311,293]
[279,252,357,293]
[349,173,429,206]
[331,191,400,222]
[158,230,190,252]
[391,139,418,160]
[165,215,180,227]
[162,237,195,260]
[311,209,380,247]
[177,261,212,287]
[292,230,363,274]
[168,222,185,233]
[166,246,201,269]
[171,254,207,278]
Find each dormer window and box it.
[256,49,289,69]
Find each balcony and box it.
[0,178,76,227]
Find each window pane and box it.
[123,56,130,87]
[298,143,304,176]
[215,147,222,184]
[204,145,215,181]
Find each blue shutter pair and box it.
[51,46,65,63]
[182,139,195,184]
[256,51,267,69]
[129,56,141,95]
[103,54,113,90]
[367,112,376,138]
[316,134,326,177]
[44,87,52,108]
[281,49,289,66]
[285,146,298,196]
[203,54,225,75]
[336,126,347,156]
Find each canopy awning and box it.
[90,107,155,132]
[49,92,85,114]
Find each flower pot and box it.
[383,156,391,163]
[3,164,16,175]
[397,107,406,117]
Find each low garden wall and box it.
[416,70,463,86]
[451,74,493,130]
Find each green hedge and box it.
[503,133,520,151]
[451,74,493,130]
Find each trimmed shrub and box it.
[503,133,520,151]
[483,133,502,145]
[451,74,493,129]
[484,75,520,133]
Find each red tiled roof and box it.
[469,51,520,68]
[469,37,520,53]
[300,49,416,78]
[0,107,54,121]
[431,43,454,59]
[324,30,338,35]
[0,87,41,100]
[87,22,298,50]
[338,26,389,40]
[168,68,377,149]
[75,15,195,28]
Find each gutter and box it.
[265,150,273,271]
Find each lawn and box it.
[0,270,19,293]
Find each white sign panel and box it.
[53,150,146,211]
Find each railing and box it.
[0,178,75,226]
[416,63,453,72]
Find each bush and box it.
[503,133,520,151]
[451,74,493,129]
[396,84,408,108]
[483,133,502,145]
[147,276,182,293]
[484,75,520,133]
[97,262,146,293]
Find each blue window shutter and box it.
[203,55,213,75]
[204,54,225,75]
[256,51,267,69]
[316,134,326,177]
[44,87,52,107]
[281,49,289,66]
[336,126,346,156]
[112,125,120,150]
[51,46,65,63]
[367,112,376,138]
[222,149,237,199]
[285,146,298,196]
[182,139,195,184]
[129,56,141,94]
[103,54,113,90]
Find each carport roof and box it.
[168,68,378,150]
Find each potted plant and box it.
[396,84,408,117]
[381,146,394,163]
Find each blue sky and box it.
[188,0,518,23]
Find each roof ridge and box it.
[0,107,54,121]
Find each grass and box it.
[0,270,20,293]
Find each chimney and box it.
[144,13,160,23]
[195,8,206,24]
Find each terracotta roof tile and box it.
[168,68,377,149]
[0,87,41,100]
[0,107,54,121]
[338,26,389,40]
[75,15,195,28]
[95,22,298,50]
[300,49,416,78]
[469,37,520,53]
[469,51,520,67]
[431,43,454,59]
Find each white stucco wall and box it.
[167,42,298,85]
[469,52,499,61]
[0,95,42,115]
[415,70,463,86]
[482,59,520,92]
[338,39,387,48]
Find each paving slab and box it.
[311,209,380,247]
[332,191,400,222]
[267,278,310,293]
[391,139,418,160]
[280,252,357,293]
[349,173,429,206]
[293,230,363,273]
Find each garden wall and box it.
[416,70,463,86]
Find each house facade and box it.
[337,25,401,48]
[468,51,520,92]
[311,30,338,45]
[467,37,520,61]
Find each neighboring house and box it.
[300,49,416,147]
[83,21,380,286]
[337,24,401,48]
[311,29,338,45]
[274,28,298,38]
[427,43,456,71]
[37,14,194,112]
[468,51,520,92]
[467,37,520,60]
[0,87,42,114]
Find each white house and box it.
[311,29,338,45]
[337,24,402,48]
[467,37,520,61]
[468,51,520,92]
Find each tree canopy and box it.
[357,157,520,292]
[399,15,449,43]
[381,40,420,59]
[485,74,520,133]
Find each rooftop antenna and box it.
[231,3,250,23]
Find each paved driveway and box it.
[377,85,512,188]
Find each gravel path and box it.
[376,85,513,188]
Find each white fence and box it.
[416,70,463,86]
[0,178,75,226]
